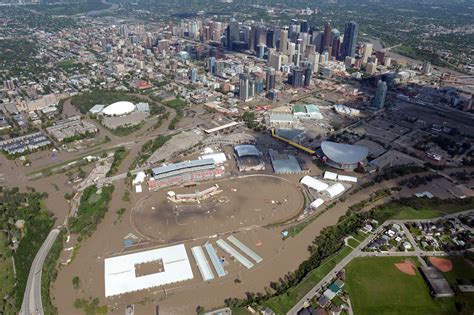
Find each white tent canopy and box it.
[310,198,324,209]
[323,171,338,181]
[104,244,193,297]
[323,183,345,198]
[300,176,329,192]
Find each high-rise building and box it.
[422,61,432,75]
[300,20,309,33]
[256,25,267,46]
[376,51,386,64]
[322,22,332,53]
[366,62,377,75]
[305,44,316,57]
[257,43,266,59]
[265,67,276,91]
[299,32,310,54]
[239,73,256,101]
[189,68,198,83]
[323,50,329,64]
[253,72,265,95]
[362,43,373,63]
[208,57,217,75]
[269,52,283,71]
[266,29,275,48]
[290,67,304,88]
[288,42,296,63]
[304,64,312,87]
[332,35,342,60]
[345,56,355,68]
[279,28,288,53]
[313,31,324,53]
[249,25,257,51]
[341,21,359,59]
[289,24,300,43]
[227,20,240,50]
[296,38,303,67]
[372,81,387,109]
[308,52,320,73]
[118,24,128,38]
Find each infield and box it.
[132,175,305,242]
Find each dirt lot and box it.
[132,175,305,243]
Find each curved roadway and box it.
[20,229,60,315]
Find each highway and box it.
[20,228,60,315]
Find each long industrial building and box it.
[148,158,224,190]
[191,246,214,282]
[204,242,227,277]
[227,236,263,263]
[216,239,254,269]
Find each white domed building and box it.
[102,101,136,116]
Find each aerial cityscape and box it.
[0,0,473,314]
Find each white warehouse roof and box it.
[300,176,329,192]
[199,152,227,164]
[104,244,193,297]
[324,183,345,198]
[323,171,338,181]
[337,175,358,183]
[132,171,146,185]
[102,101,136,116]
[310,198,324,209]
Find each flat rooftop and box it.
[152,158,215,177]
[269,149,302,174]
[420,266,454,297]
[104,244,193,297]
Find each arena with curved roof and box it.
[102,101,136,116]
[320,141,368,171]
[234,144,265,172]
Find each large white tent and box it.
[323,183,346,198]
[300,176,329,192]
[104,244,193,297]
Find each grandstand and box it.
[234,144,265,172]
[167,185,222,203]
[148,158,224,190]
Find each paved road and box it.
[286,223,384,315]
[287,210,473,314]
[20,228,60,315]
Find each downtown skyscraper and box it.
[341,21,359,59]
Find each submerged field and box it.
[133,175,305,242]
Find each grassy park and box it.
[69,185,114,238]
[442,257,474,315]
[346,257,458,315]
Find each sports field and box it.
[442,257,474,315]
[346,257,458,315]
